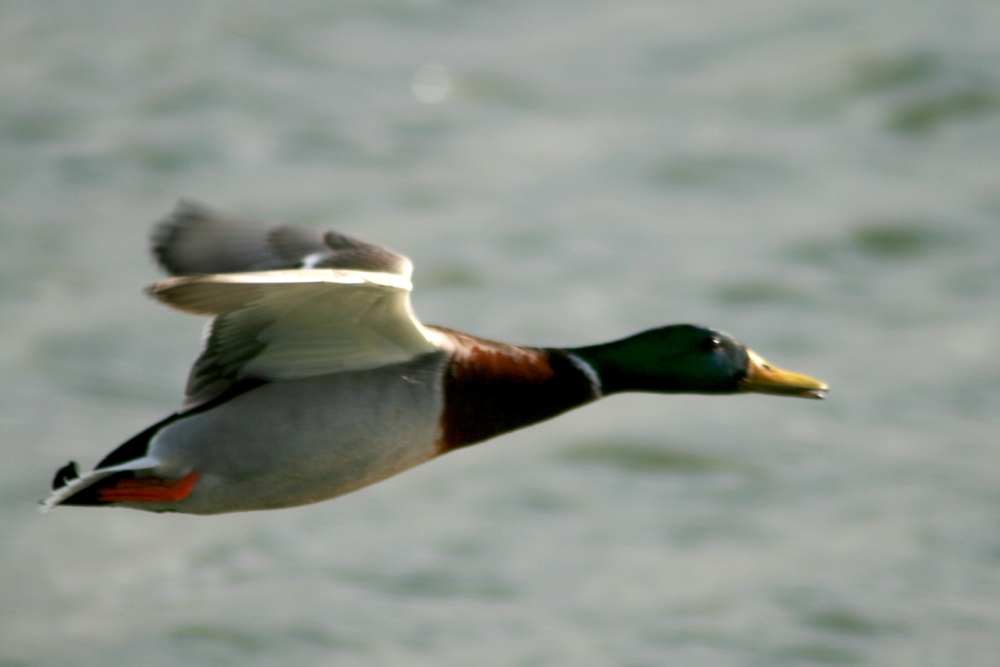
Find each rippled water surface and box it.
[3,2,1000,665]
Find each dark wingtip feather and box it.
[150,199,214,276]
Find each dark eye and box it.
[701,336,723,352]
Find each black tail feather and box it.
[52,461,80,491]
[57,471,135,507]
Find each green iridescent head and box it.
[570,324,827,398]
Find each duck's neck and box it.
[435,328,601,452]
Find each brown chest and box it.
[435,330,599,452]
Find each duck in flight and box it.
[43,202,827,514]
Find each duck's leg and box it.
[96,472,201,503]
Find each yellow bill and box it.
[738,350,828,399]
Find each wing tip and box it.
[151,199,216,276]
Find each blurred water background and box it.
[2,2,999,665]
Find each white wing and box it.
[149,269,440,410]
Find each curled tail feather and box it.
[40,456,161,512]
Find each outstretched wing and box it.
[152,200,413,278]
[149,203,438,410]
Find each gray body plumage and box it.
[141,353,447,514]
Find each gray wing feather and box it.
[152,200,411,277]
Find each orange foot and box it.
[97,472,201,503]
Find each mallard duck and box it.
[43,202,827,514]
